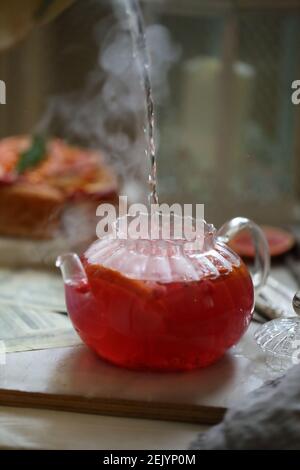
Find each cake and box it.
[0,135,118,265]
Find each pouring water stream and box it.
[118,0,158,206]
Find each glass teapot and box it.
[57,215,270,371]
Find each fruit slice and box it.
[84,262,160,299]
[229,225,295,258]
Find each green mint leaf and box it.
[16,135,47,174]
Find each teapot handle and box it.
[216,217,270,292]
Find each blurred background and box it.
[0,0,300,227]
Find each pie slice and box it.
[0,135,118,240]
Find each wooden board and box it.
[0,389,225,425]
[0,323,279,425]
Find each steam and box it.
[37,0,180,202]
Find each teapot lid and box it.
[84,214,241,282]
[254,291,300,371]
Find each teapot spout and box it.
[56,253,87,285]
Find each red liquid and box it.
[65,260,254,371]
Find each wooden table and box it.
[0,322,280,450]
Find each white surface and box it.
[0,406,204,450]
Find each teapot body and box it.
[63,241,254,371]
